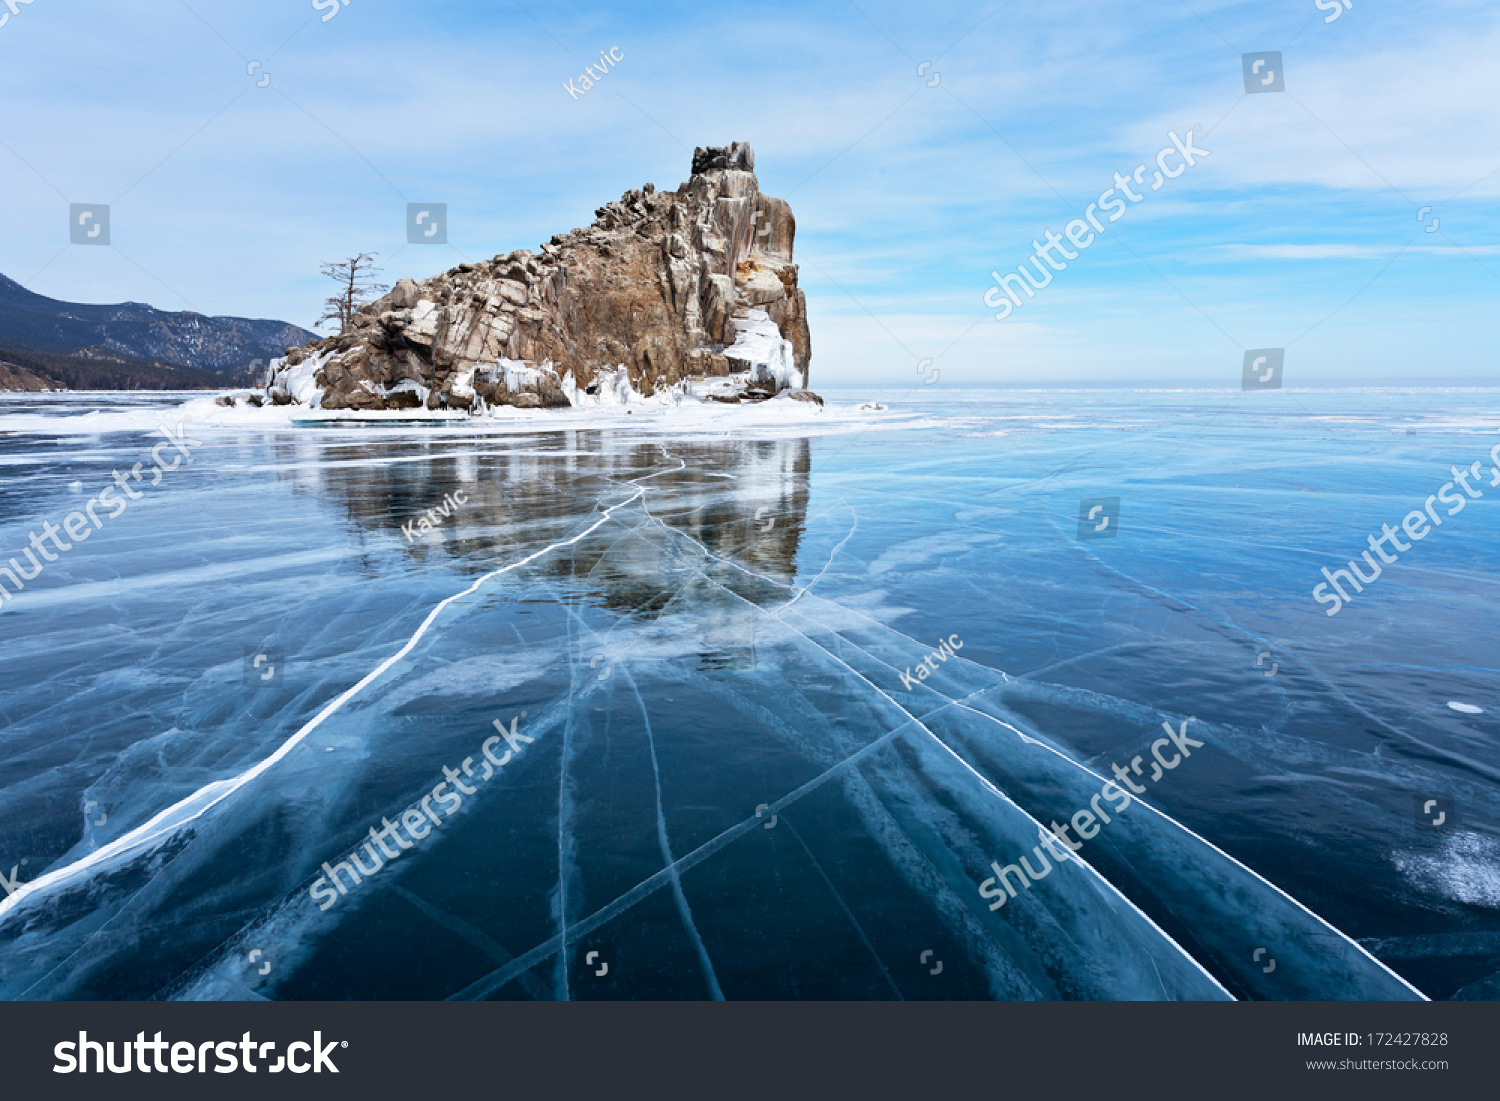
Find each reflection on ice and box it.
[1,389,1491,1001]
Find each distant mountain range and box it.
[0,274,315,390]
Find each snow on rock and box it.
[725,310,803,392]
[447,366,477,404]
[388,378,430,405]
[580,366,644,407]
[498,358,548,394]
[266,350,334,408]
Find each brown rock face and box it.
[0,361,55,392]
[276,142,812,412]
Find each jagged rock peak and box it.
[691,141,754,174]
[264,142,813,413]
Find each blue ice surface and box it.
[0,386,1496,1001]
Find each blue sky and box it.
[1,0,1496,385]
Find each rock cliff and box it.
[266,141,814,412]
[0,360,53,392]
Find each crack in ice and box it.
[0,486,651,926]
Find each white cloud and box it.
[1213,244,1500,259]
[0,0,1495,380]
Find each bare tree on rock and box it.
[318,253,389,333]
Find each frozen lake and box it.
[0,388,1495,1000]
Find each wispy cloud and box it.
[1214,244,1500,259]
[0,0,1495,381]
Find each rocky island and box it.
[261,141,817,414]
